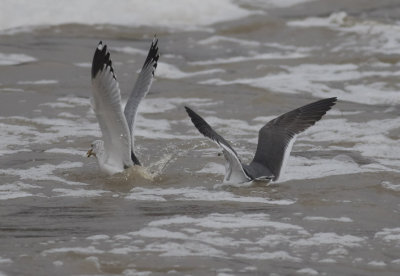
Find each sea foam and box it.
[0,0,252,32]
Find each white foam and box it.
[368,261,386,267]
[127,187,294,205]
[74,62,91,68]
[53,260,63,267]
[57,96,91,106]
[111,46,147,55]
[239,0,315,9]
[381,181,400,192]
[234,251,301,262]
[302,117,400,170]
[109,246,140,255]
[0,182,40,200]
[0,0,252,31]
[200,63,400,105]
[198,36,316,53]
[40,102,76,108]
[0,87,24,92]
[318,258,336,263]
[0,162,86,186]
[392,259,400,265]
[190,51,307,66]
[280,155,377,182]
[303,216,353,223]
[327,247,349,256]
[86,235,110,241]
[45,148,85,156]
[296,268,319,275]
[198,35,261,47]
[0,103,99,156]
[112,234,132,241]
[146,241,226,257]
[293,232,366,248]
[198,162,225,175]
[123,269,152,276]
[149,213,303,230]
[81,212,307,260]
[0,257,12,264]
[288,12,400,54]
[57,112,80,119]
[131,228,188,240]
[52,188,107,197]
[157,62,225,79]
[374,228,400,244]
[140,97,219,116]
[41,246,104,256]
[17,79,58,85]
[0,121,37,156]
[288,12,348,28]
[0,53,36,65]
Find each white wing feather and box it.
[91,42,133,169]
[124,37,159,152]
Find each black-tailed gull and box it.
[185,97,337,183]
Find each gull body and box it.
[185,97,337,184]
[87,38,159,175]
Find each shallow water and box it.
[1,0,400,275]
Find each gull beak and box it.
[87,149,93,158]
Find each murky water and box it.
[1,0,400,275]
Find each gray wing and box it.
[249,97,337,181]
[123,37,159,164]
[185,106,250,183]
[91,41,133,168]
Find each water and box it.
[1,0,400,275]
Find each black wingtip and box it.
[131,151,141,166]
[143,36,160,75]
[184,106,192,114]
[318,97,338,111]
[184,106,200,125]
[327,97,338,105]
[184,106,207,132]
[91,41,116,80]
[185,106,239,157]
[185,106,213,138]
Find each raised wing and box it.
[249,97,337,181]
[124,37,159,164]
[91,41,132,169]
[185,106,250,183]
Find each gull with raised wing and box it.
[185,97,337,184]
[87,38,159,175]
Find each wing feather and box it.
[124,37,159,164]
[249,97,337,180]
[91,41,132,169]
[185,106,250,182]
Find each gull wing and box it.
[124,37,159,165]
[249,97,337,181]
[91,41,133,169]
[185,106,250,183]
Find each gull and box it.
[185,97,337,184]
[87,38,159,175]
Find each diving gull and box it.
[185,97,337,183]
[87,38,159,175]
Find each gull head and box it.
[87,140,104,158]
